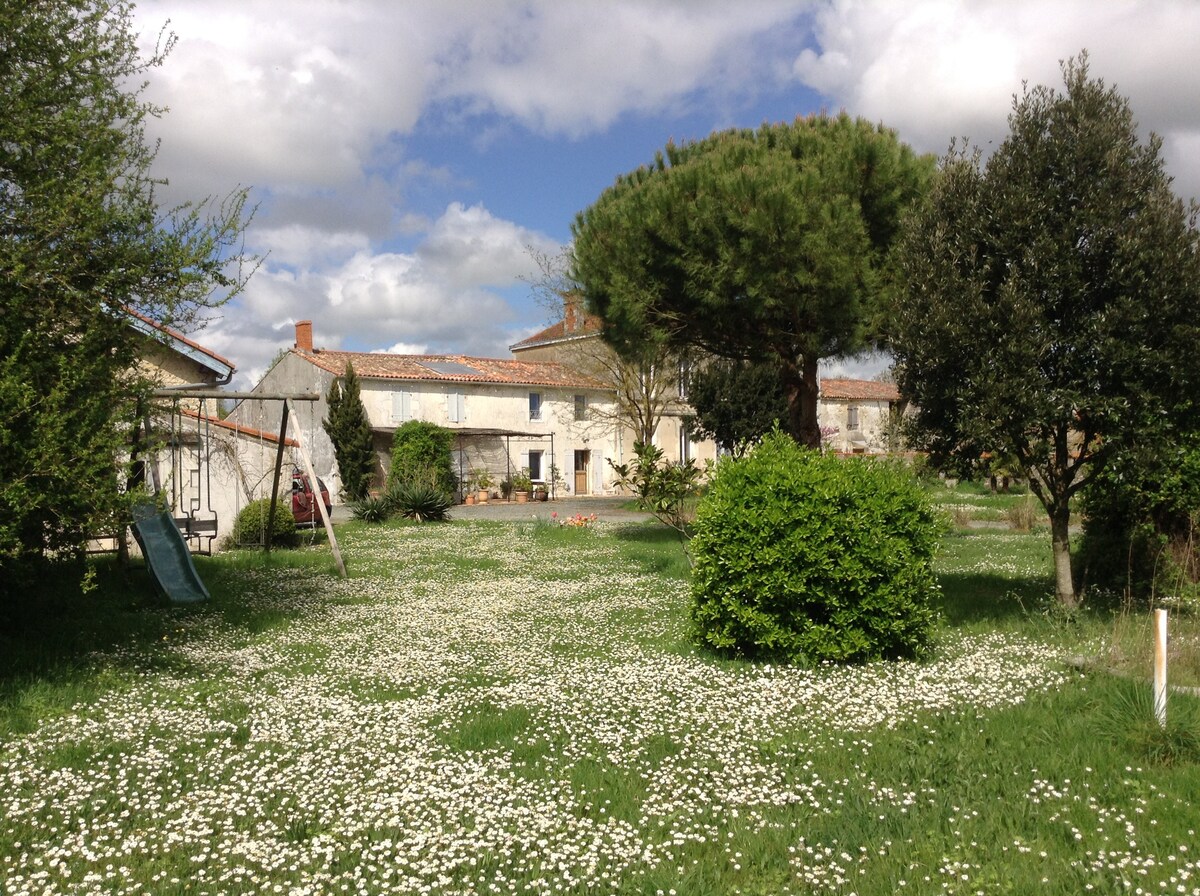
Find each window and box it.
[847,405,859,430]
[528,449,544,482]
[392,390,415,422]
[529,391,542,421]
[446,389,465,423]
[573,394,586,421]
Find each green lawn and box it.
[1,517,1198,895]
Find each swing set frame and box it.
[150,388,347,577]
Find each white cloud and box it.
[206,203,559,389]
[431,1,801,137]
[253,225,371,270]
[377,341,431,355]
[793,0,1200,200]
[136,1,802,200]
[420,202,560,288]
[137,1,430,200]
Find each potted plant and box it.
[512,469,532,503]
[472,467,493,504]
[499,476,514,501]
[462,473,476,505]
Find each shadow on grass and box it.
[0,557,173,672]
[610,522,686,544]
[610,523,693,581]
[0,547,333,689]
[935,571,1051,627]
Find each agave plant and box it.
[350,494,392,524]
[387,482,453,522]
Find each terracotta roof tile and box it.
[179,408,298,447]
[820,378,901,402]
[123,306,237,373]
[297,349,610,391]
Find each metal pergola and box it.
[374,425,557,499]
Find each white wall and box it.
[361,379,624,496]
[226,351,338,494]
[817,399,895,454]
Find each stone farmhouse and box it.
[229,321,627,500]
[227,308,904,507]
[513,297,903,461]
[509,296,714,469]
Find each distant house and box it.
[817,378,902,454]
[229,321,624,499]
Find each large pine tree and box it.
[323,362,375,502]
[571,113,932,447]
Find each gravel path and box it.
[448,495,653,523]
[330,495,653,524]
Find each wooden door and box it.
[574,450,589,495]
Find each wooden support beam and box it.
[286,398,347,579]
[265,400,290,554]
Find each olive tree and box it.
[890,54,1200,608]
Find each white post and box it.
[1153,608,1168,729]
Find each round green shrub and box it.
[231,498,298,548]
[690,431,941,664]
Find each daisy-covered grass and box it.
[1,521,1198,894]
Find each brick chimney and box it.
[295,320,313,352]
[564,293,581,333]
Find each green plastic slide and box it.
[131,506,211,604]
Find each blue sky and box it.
[132,1,1200,390]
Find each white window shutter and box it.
[519,450,529,474]
[593,451,604,493]
[391,391,404,422]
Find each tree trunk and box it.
[781,355,822,448]
[1049,501,1078,608]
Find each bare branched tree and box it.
[520,247,685,446]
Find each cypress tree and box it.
[323,362,375,501]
